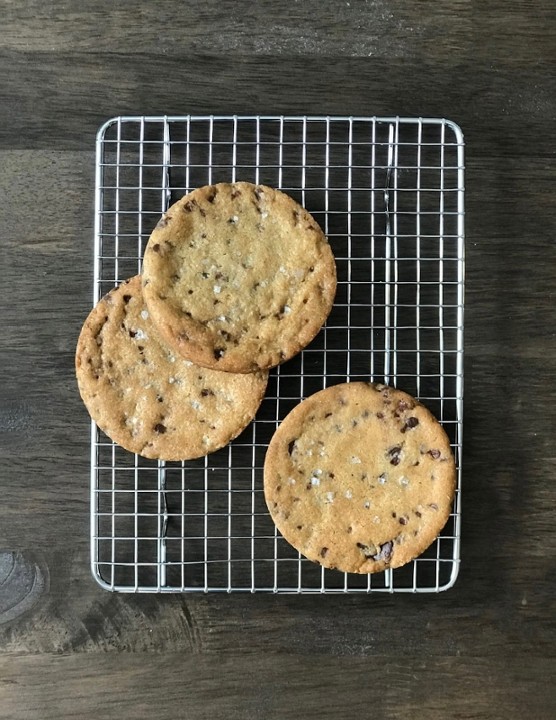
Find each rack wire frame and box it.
[91,115,465,593]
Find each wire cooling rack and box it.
[91,115,464,593]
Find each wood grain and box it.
[1,1,555,718]
[0,653,555,720]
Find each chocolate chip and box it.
[199,207,206,217]
[128,330,136,338]
[415,510,422,518]
[207,190,217,203]
[392,512,397,518]
[292,209,300,225]
[187,289,194,295]
[320,547,328,558]
[156,395,163,403]
[287,440,296,455]
[213,348,225,359]
[399,516,408,525]
[324,412,332,418]
[183,200,196,212]
[401,416,419,434]
[201,388,214,397]
[201,272,209,279]
[329,472,335,479]
[231,189,242,199]
[428,449,441,459]
[296,525,303,530]
[152,244,161,253]
[122,294,131,304]
[388,446,402,465]
[153,423,166,434]
[276,485,281,492]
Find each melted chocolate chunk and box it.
[401,416,419,434]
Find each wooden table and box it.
[1,2,555,718]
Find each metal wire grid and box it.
[91,115,464,593]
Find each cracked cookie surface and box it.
[75,276,268,460]
[142,182,337,373]
[264,382,456,573]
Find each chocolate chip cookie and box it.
[76,276,268,460]
[142,182,337,373]
[264,382,456,573]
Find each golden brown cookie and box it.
[264,382,456,573]
[75,276,268,460]
[141,182,337,373]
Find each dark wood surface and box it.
[1,1,555,718]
